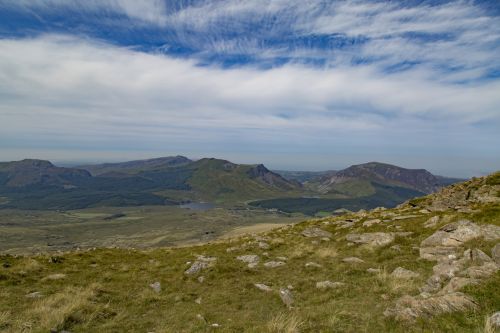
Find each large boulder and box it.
[420,220,482,248]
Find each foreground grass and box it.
[1,199,499,332]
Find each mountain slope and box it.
[317,162,444,195]
[1,173,498,332]
[78,156,192,176]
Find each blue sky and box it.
[0,0,499,177]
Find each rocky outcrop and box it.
[384,292,478,322]
[346,232,395,247]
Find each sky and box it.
[0,0,499,177]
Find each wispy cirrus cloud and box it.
[0,1,499,175]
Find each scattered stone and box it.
[367,268,381,274]
[149,282,161,293]
[226,247,240,253]
[264,261,286,268]
[424,216,440,228]
[492,243,500,265]
[305,262,322,268]
[196,314,206,323]
[195,297,202,304]
[342,257,365,264]
[391,267,420,279]
[197,276,205,283]
[363,219,381,227]
[236,255,260,267]
[25,291,43,298]
[211,323,220,328]
[392,215,419,220]
[254,283,273,292]
[258,242,270,250]
[185,256,216,275]
[276,256,288,261]
[384,292,478,322]
[279,288,294,308]
[419,209,431,214]
[391,245,402,252]
[302,227,332,238]
[43,273,66,280]
[346,232,395,248]
[316,281,345,289]
[488,312,500,329]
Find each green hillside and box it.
[0,173,498,332]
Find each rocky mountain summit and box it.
[0,172,498,332]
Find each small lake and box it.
[179,202,215,211]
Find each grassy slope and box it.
[1,176,499,332]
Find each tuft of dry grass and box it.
[267,312,304,333]
[0,311,10,328]
[17,283,101,331]
[314,246,338,259]
[376,269,418,295]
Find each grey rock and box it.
[305,262,322,268]
[439,277,479,294]
[316,281,345,289]
[424,216,440,228]
[367,268,381,274]
[488,312,500,328]
[384,292,478,322]
[481,224,500,241]
[258,242,270,250]
[25,291,43,298]
[492,243,500,265]
[363,219,381,227]
[264,261,286,268]
[254,283,273,292]
[236,255,260,265]
[419,246,459,261]
[342,257,365,264]
[149,282,161,293]
[345,232,395,247]
[420,220,482,247]
[462,262,498,279]
[391,267,420,279]
[185,256,216,275]
[302,227,332,238]
[279,288,294,308]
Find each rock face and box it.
[346,232,395,247]
[302,228,332,238]
[384,292,478,321]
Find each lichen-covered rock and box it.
[342,257,365,264]
[438,277,479,294]
[263,261,286,268]
[254,283,273,292]
[424,216,440,228]
[461,262,498,279]
[184,255,217,275]
[419,246,459,261]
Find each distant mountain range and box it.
[0,157,463,213]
